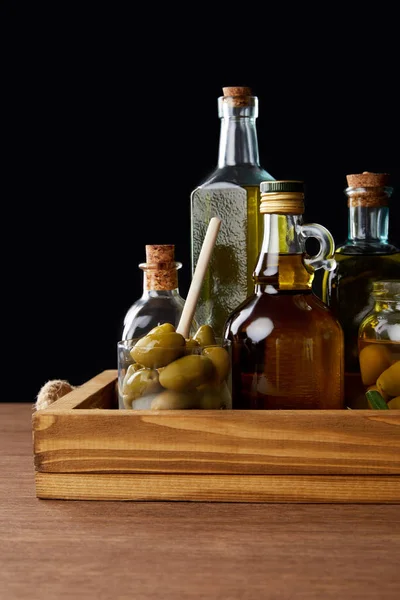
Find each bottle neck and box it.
[141,288,180,299]
[344,185,395,249]
[258,213,304,256]
[140,262,181,293]
[347,205,389,243]
[254,213,313,291]
[217,100,260,168]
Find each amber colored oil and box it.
[224,254,344,409]
[322,252,400,374]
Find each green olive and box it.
[184,338,201,353]
[123,394,133,409]
[121,362,144,395]
[128,395,158,410]
[202,346,230,383]
[199,384,225,409]
[147,323,176,335]
[123,362,144,379]
[159,354,215,391]
[130,331,186,368]
[151,389,202,410]
[199,381,232,409]
[359,344,392,386]
[192,324,216,347]
[122,368,162,408]
[388,396,400,409]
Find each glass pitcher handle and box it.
[298,223,336,272]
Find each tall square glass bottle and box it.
[190,86,274,337]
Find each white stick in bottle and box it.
[176,217,222,339]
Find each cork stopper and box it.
[346,171,390,188]
[141,245,180,291]
[145,244,175,265]
[222,86,252,107]
[345,171,392,208]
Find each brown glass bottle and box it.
[223,181,344,409]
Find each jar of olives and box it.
[358,280,400,409]
[117,323,232,410]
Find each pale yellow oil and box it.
[191,184,263,337]
[244,185,263,296]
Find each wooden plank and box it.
[34,369,118,411]
[35,473,400,502]
[38,370,365,411]
[33,406,400,475]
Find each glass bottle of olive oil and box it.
[190,86,274,337]
[322,172,400,377]
[223,180,344,410]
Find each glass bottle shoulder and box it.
[122,292,186,341]
[335,240,400,256]
[329,248,400,275]
[322,249,400,311]
[224,289,340,338]
[198,165,274,189]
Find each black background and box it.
[5,6,400,403]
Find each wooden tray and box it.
[32,370,400,503]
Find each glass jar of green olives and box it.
[118,323,232,410]
[358,280,400,408]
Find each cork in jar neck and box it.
[139,261,182,291]
[345,172,393,208]
[345,186,393,208]
[141,244,181,291]
[139,261,182,272]
[218,85,257,117]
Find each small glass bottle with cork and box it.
[121,244,198,341]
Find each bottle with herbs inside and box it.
[223,180,344,410]
[121,244,198,341]
[322,172,400,381]
[358,279,400,410]
[190,86,274,337]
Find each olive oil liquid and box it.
[322,252,400,373]
[225,254,344,409]
[191,185,262,337]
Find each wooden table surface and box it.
[1,403,400,600]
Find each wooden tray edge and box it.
[35,473,400,503]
